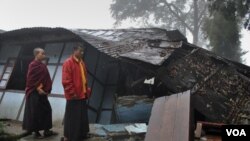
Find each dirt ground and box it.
[1,120,145,141]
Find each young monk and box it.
[61,44,90,141]
[23,48,57,139]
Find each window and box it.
[0,58,17,89]
[51,66,64,94]
[60,42,75,63]
[6,43,63,91]
[2,73,10,80]
[0,80,7,88]
[0,91,24,119]
[0,45,21,89]
[44,43,64,64]
[47,65,56,79]
[44,43,65,95]
[0,45,21,63]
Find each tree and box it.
[110,0,208,45]
[244,10,250,30]
[244,12,250,30]
[203,0,250,62]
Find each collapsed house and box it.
[0,27,249,125]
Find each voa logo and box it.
[226,129,246,136]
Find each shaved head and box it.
[33,48,44,57]
[33,47,46,61]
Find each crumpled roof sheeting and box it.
[156,44,250,124]
[120,41,183,65]
[1,27,75,37]
[0,27,186,65]
[73,28,185,42]
[70,28,185,65]
[120,46,175,65]
[0,27,82,45]
[194,66,250,123]
[159,48,225,92]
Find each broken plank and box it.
[145,90,191,141]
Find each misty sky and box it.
[0,0,250,65]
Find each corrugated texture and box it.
[70,28,186,65]
[1,27,187,66]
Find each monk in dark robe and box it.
[23,48,57,139]
[61,44,91,141]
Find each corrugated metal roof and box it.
[70,28,186,65]
[1,27,70,36]
[0,27,187,65]
[72,28,187,42]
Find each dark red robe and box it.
[23,60,53,132]
[25,60,52,96]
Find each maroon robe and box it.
[25,60,52,96]
[23,60,53,132]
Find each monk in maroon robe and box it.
[22,48,57,139]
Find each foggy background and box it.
[0,0,249,65]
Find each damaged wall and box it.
[0,27,249,125]
[117,41,250,124]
